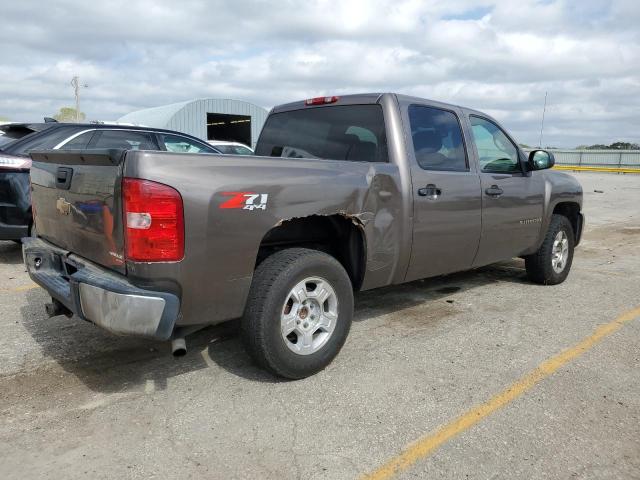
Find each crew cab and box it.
[23,93,584,379]
[0,122,219,241]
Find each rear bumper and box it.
[23,237,179,340]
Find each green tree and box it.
[609,141,639,150]
[580,142,640,150]
[52,107,85,122]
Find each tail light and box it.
[0,155,31,170]
[304,96,339,106]
[122,178,184,262]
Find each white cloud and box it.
[0,0,638,147]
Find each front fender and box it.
[524,170,583,255]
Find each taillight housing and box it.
[304,96,339,106]
[0,155,31,170]
[122,178,184,262]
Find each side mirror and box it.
[528,149,555,171]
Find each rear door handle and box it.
[485,185,503,197]
[418,184,442,199]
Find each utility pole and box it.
[70,76,88,122]
[538,91,548,149]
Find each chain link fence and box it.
[525,150,640,170]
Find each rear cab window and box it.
[255,105,388,162]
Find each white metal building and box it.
[117,98,269,148]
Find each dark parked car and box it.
[0,122,220,241]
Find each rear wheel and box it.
[242,248,353,379]
[525,214,575,285]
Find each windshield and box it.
[158,133,220,154]
[255,104,388,162]
[213,144,253,155]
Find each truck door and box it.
[468,115,545,267]
[404,104,482,282]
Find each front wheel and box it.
[242,248,354,379]
[525,214,575,285]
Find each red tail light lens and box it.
[122,178,184,262]
[304,96,339,106]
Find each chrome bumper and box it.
[23,237,179,340]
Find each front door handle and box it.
[485,185,503,197]
[418,184,442,199]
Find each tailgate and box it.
[29,149,127,274]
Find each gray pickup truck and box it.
[24,93,583,379]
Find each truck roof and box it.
[270,92,485,117]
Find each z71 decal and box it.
[220,192,269,211]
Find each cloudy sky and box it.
[1,0,638,147]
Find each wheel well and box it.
[256,215,366,290]
[553,202,581,237]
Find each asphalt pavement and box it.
[0,172,638,480]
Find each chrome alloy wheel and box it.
[280,277,339,355]
[551,230,569,274]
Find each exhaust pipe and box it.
[171,337,187,357]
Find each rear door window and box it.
[255,105,388,162]
[90,130,157,150]
[408,105,468,171]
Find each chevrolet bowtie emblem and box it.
[56,197,71,215]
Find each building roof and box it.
[117,100,192,127]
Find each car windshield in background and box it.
[159,133,219,154]
[255,104,388,162]
[214,144,253,155]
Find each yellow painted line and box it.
[1,284,39,293]
[361,306,640,480]
[553,165,640,174]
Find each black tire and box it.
[525,214,575,285]
[242,248,354,379]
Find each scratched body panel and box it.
[125,153,404,325]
